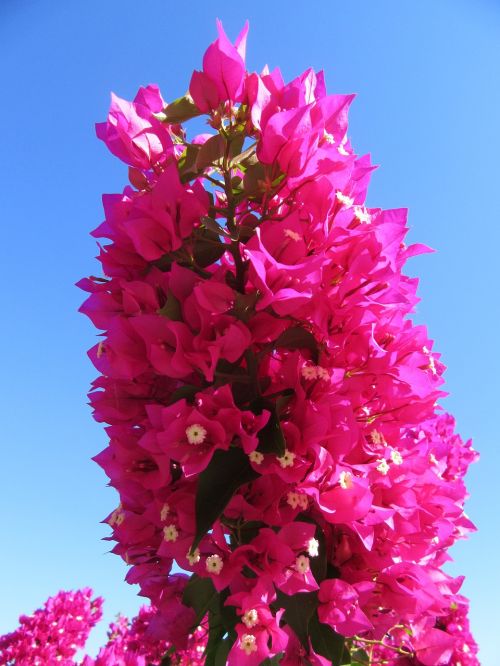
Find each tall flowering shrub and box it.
[79,21,478,665]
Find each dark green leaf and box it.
[260,655,284,665]
[193,447,259,550]
[204,609,226,666]
[228,134,245,161]
[167,384,200,405]
[276,590,318,648]
[182,575,218,624]
[193,236,227,267]
[309,613,346,665]
[160,94,202,123]
[158,290,181,321]
[243,162,265,198]
[231,291,260,323]
[275,327,319,364]
[196,134,226,170]
[201,215,228,236]
[252,399,286,456]
[213,636,235,666]
[231,142,258,168]
[178,143,201,181]
[350,648,369,665]
[275,388,295,416]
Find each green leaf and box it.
[193,228,227,267]
[196,134,226,170]
[260,655,284,665]
[275,326,319,364]
[167,384,200,405]
[157,290,182,321]
[349,648,369,665]
[178,143,201,182]
[182,575,218,625]
[309,613,346,666]
[193,447,259,550]
[213,636,235,666]
[204,609,226,666]
[252,398,286,456]
[201,215,228,236]
[276,590,318,648]
[243,162,266,198]
[231,142,258,168]
[231,291,260,323]
[159,94,202,124]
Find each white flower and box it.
[336,191,354,207]
[323,130,335,144]
[249,450,264,465]
[206,554,224,575]
[186,548,201,565]
[301,365,318,380]
[370,430,385,445]
[287,492,300,509]
[163,524,179,542]
[185,423,207,445]
[339,471,353,489]
[242,609,259,629]
[239,634,258,656]
[354,206,371,224]
[390,450,403,465]
[316,366,330,381]
[307,538,319,557]
[376,459,390,475]
[277,450,295,468]
[295,555,310,574]
[160,503,170,521]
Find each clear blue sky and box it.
[0,0,498,662]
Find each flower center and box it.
[185,423,207,445]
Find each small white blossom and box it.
[336,191,354,207]
[301,365,318,380]
[370,430,385,445]
[354,206,371,224]
[163,524,179,542]
[242,609,259,629]
[239,634,258,656]
[295,555,310,574]
[307,538,319,557]
[249,450,264,465]
[376,459,390,475]
[206,554,224,575]
[297,493,308,510]
[316,366,330,381]
[287,491,300,509]
[323,130,335,144]
[186,548,201,566]
[339,471,353,489]
[185,423,207,445]
[277,449,295,468]
[160,503,170,521]
[390,450,403,465]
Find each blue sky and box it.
[0,0,498,662]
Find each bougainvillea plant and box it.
[78,20,479,665]
[0,589,202,665]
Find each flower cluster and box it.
[80,21,478,665]
[0,589,102,665]
[0,590,204,666]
